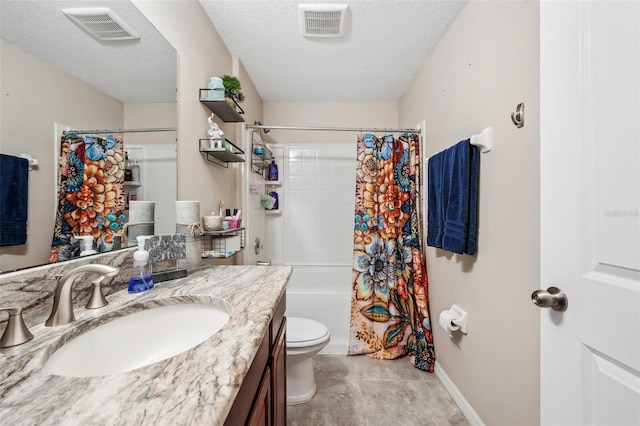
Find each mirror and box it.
[0,1,177,272]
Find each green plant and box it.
[222,75,245,103]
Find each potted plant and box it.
[222,75,245,104]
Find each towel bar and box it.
[19,154,38,170]
[469,127,492,153]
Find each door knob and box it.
[531,286,568,311]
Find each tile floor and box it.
[287,354,470,426]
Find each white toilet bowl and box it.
[286,316,331,405]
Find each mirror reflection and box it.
[0,0,177,273]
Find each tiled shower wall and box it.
[268,144,356,267]
[267,144,357,353]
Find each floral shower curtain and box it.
[50,133,126,262]
[349,132,435,372]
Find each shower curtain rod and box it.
[62,127,177,135]
[246,124,421,134]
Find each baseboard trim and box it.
[434,361,485,426]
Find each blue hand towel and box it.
[427,151,445,248]
[426,140,479,255]
[465,145,479,255]
[0,154,29,246]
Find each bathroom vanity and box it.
[0,265,292,425]
[225,294,286,426]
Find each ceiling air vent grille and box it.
[298,4,349,37]
[63,7,140,41]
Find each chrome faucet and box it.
[45,264,119,327]
[0,306,34,348]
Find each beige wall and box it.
[0,40,123,272]
[238,59,264,131]
[133,0,238,219]
[264,101,398,144]
[400,1,540,424]
[133,0,263,265]
[123,103,177,145]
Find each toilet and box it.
[286,316,331,405]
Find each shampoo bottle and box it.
[128,236,154,293]
[124,151,133,181]
[268,160,278,181]
[130,159,140,182]
[268,190,279,210]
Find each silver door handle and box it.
[531,286,568,311]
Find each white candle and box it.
[176,200,200,224]
[129,201,155,223]
[128,201,155,246]
[176,200,202,271]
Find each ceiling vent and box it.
[62,7,140,41]
[298,4,349,37]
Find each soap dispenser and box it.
[78,235,96,256]
[129,235,154,293]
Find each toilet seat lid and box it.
[287,316,329,343]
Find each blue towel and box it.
[426,140,479,255]
[427,151,445,248]
[465,144,479,255]
[0,154,29,246]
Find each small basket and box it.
[226,218,242,229]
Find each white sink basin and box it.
[43,303,229,377]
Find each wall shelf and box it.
[123,181,142,187]
[199,139,244,167]
[199,89,245,122]
[251,140,274,177]
[201,227,245,258]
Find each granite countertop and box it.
[0,265,292,425]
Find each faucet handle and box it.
[85,276,109,310]
[0,306,34,348]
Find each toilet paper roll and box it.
[439,310,461,337]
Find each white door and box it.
[540,1,640,425]
[124,144,177,236]
[139,145,177,236]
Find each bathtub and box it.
[283,265,351,354]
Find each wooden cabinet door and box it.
[224,334,269,426]
[271,317,287,426]
[247,366,271,426]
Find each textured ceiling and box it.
[1,1,467,104]
[199,0,468,102]
[0,0,176,103]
